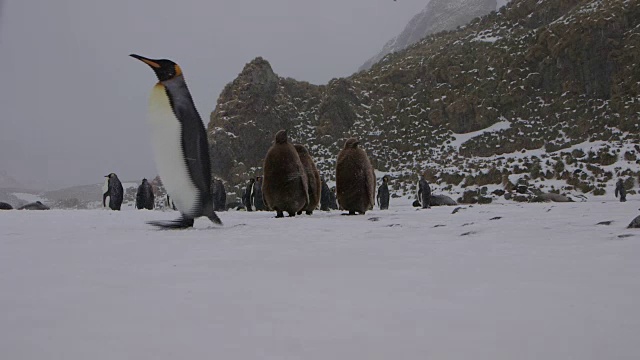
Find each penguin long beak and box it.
[130,54,160,69]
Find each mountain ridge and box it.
[359,0,498,72]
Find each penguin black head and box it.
[130,54,183,82]
[383,175,390,183]
[275,130,288,144]
[344,138,359,149]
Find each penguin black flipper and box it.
[147,216,195,230]
[166,78,219,223]
[166,80,212,196]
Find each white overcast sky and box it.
[0,0,508,190]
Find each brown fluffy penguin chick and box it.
[294,144,321,215]
[262,130,309,218]
[336,138,376,215]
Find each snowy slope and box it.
[359,0,497,71]
[1,200,639,359]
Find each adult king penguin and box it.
[131,54,221,229]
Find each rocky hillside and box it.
[208,0,640,204]
[359,0,497,71]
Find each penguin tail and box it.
[206,210,223,226]
[147,216,195,230]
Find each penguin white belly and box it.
[102,179,110,207]
[147,84,199,216]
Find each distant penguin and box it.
[211,178,227,211]
[243,178,255,211]
[0,202,13,210]
[103,173,124,211]
[294,144,321,215]
[262,130,309,218]
[329,186,339,210]
[136,178,155,210]
[131,54,221,229]
[615,178,627,202]
[336,138,376,215]
[320,178,331,211]
[377,175,390,210]
[418,178,431,209]
[18,201,50,210]
[252,176,266,211]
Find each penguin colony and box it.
[101,55,433,228]
[257,133,379,218]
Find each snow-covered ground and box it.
[1,200,639,360]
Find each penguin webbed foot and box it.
[147,216,195,230]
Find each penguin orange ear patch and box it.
[174,64,182,76]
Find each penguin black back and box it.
[103,173,124,211]
[211,178,227,212]
[252,176,266,211]
[136,178,155,210]
[418,178,431,209]
[320,178,331,211]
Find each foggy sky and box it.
[0,0,507,190]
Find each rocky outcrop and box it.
[359,0,497,71]
[430,194,458,206]
[207,57,325,187]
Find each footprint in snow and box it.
[617,234,635,239]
